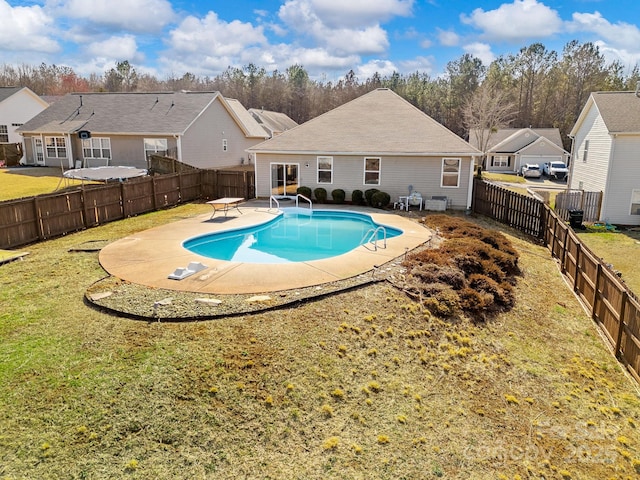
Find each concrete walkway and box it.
[99,202,433,295]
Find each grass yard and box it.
[575,228,640,295]
[482,171,526,184]
[1,205,640,479]
[0,166,89,201]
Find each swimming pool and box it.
[183,209,402,264]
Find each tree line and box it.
[1,40,638,148]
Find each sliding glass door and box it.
[270,163,299,197]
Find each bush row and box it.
[295,187,391,209]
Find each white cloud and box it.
[399,56,435,75]
[323,26,389,55]
[438,29,460,47]
[356,59,398,78]
[61,0,175,33]
[463,42,495,65]
[85,35,142,62]
[420,39,433,49]
[461,0,562,42]
[308,0,413,29]
[167,12,267,56]
[568,11,640,51]
[0,0,59,53]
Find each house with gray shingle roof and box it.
[469,127,569,174]
[247,88,481,209]
[568,89,640,225]
[248,108,298,137]
[17,91,268,169]
[0,86,49,162]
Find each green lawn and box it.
[1,205,640,478]
[0,166,89,201]
[576,228,640,295]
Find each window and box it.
[492,155,509,167]
[441,158,461,187]
[364,157,381,185]
[582,139,589,162]
[222,139,228,152]
[0,125,8,143]
[317,156,333,184]
[631,189,640,216]
[82,137,111,160]
[144,138,168,159]
[45,136,67,158]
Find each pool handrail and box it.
[360,226,387,251]
[295,194,312,211]
[269,195,280,210]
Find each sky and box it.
[1,0,639,82]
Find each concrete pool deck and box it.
[98,202,433,295]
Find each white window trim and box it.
[45,136,67,158]
[144,138,168,158]
[317,156,333,184]
[441,157,461,188]
[0,125,8,143]
[363,157,381,186]
[492,155,509,167]
[582,139,589,163]
[82,137,111,160]
[630,189,640,216]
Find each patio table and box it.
[207,197,245,219]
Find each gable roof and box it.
[249,108,298,136]
[572,91,640,135]
[0,86,49,107]
[469,127,564,152]
[18,91,264,138]
[248,88,480,156]
[0,86,22,103]
[225,98,270,139]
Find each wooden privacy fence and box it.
[0,143,23,167]
[473,179,640,383]
[555,190,602,223]
[0,168,254,249]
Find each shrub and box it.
[331,189,346,204]
[297,186,312,198]
[371,191,390,209]
[364,188,380,206]
[313,187,328,203]
[351,189,364,205]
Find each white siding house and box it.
[569,90,640,225]
[247,88,481,209]
[469,127,569,174]
[0,86,49,161]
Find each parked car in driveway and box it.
[519,163,542,178]
[542,161,569,180]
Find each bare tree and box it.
[464,82,518,168]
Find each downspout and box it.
[66,133,74,169]
[467,156,476,210]
[252,152,258,199]
[567,134,575,187]
[174,134,182,163]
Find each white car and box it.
[520,163,542,178]
[543,161,569,180]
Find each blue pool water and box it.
[183,209,402,264]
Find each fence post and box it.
[33,196,44,241]
[614,291,629,358]
[151,176,157,210]
[592,263,602,323]
[561,224,569,274]
[121,182,129,218]
[573,242,581,292]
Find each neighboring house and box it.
[568,90,640,226]
[247,88,481,209]
[470,127,569,174]
[17,91,268,170]
[0,86,49,158]
[248,108,298,137]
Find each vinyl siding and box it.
[0,90,48,144]
[569,104,612,192]
[600,135,640,225]
[181,98,262,169]
[255,154,473,209]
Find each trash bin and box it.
[568,209,583,228]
